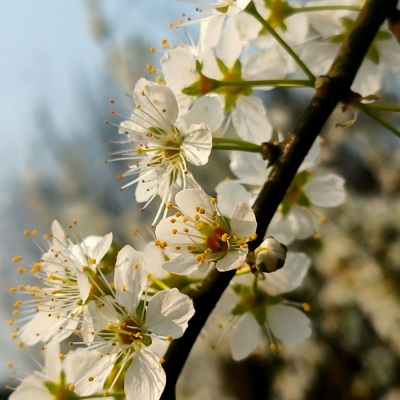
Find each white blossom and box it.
[112,78,212,223]
[76,245,195,400]
[155,188,257,275]
[12,220,112,346]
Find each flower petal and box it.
[305,174,346,207]
[125,348,166,400]
[231,313,260,361]
[114,245,146,315]
[268,304,312,344]
[145,288,195,339]
[260,252,311,295]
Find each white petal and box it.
[232,96,273,143]
[229,151,269,186]
[304,174,346,207]
[161,253,202,276]
[287,205,314,240]
[243,47,287,82]
[268,304,312,344]
[161,47,197,92]
[260,252,311,295]
[125,348,166,400]
[180,95,225,132]
[174,188,214,216]
[72,349,116,396]
[134,79,179,126]
[215,180,251,216]
[231,313,260,361]
[230,202,257,237]
[44,341,61,382]
[267,212,295,245]
[114,245,146,315]
[145,288,195,339]
[88,232,113,263]
[19,311,78,345]
[216,247,247,272]
[10,375,52,400]
[182,123,212,166]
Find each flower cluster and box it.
[11,0,400,398]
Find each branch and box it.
[161,1,397,398]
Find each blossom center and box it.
[117,318,142,345]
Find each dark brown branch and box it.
[161,1,397,398]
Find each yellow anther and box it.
[31,263,41,273]
[221,233,229,242]
[103,391,110,397]
[175,246,181,250]
[197,222,204,230]
[159,357,166,364]
[183,228,189,233]
[134,262,140,269]
[211,197,217,205]
[136,147,143,155]
[121,285,127,292]
[182,217,188,223]
[12,256,22,263]
[18,341,25,348]
[32,230,39,236]
[8,320,14,326]
[175,211,182,217]
[168,21,174,28]
[169,218,176,223]
[161,38,168,48]
[17,268,26,274]
[69,384,76,391]
[9,287,16,293]
[319,217,327,224]
[13,301,22,308]
[302,303,311,312]
[88,376,94,382]
[59,353,65,360]
[194,214,200,221]
[166,335,173,341]
[166,202,174,210]
[249,233,257,241]
[23,230,30,236]
[90,258,96,264]
[150,46,156,53]
[172,229,178,234]
[43,233,52,240]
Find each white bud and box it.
[255,236,287,273]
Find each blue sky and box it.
[0,0,192,384]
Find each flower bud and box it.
[255,236,287,273]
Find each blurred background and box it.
[1,1,400,399]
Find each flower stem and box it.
[359,104,400,138]
[214,79,313,88]
[149,275,171,291]
[291,5,361,14]
[360,103,400,112]
[212,137,263,153]
[245,3,315,83]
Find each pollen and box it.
[13,301,22,308]
[166,202,174,210]
[134,262,140,269]
[167,335,173,341]
[59,353,65,360]
[12,256,22,263]
[159,357,166,364]
[69,384,76,391]
[302,303,311,312]
[32,230,39,236]
[23,230,30,237]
